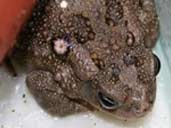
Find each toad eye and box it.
[153,54,161,76]
[98,92,120,110]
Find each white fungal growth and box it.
[60,0,68,8]
[54,39,68,54]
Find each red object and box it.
[0,0,36,63]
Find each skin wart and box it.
[15,0,160,119]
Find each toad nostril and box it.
[112,64,121,77]
[98,92,120,110]
[153,54,161,76]
[123,53,137,65]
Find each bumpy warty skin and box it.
[15,0,160,119]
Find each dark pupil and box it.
[98,92,119,110]
[153,54,161,76]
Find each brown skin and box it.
[15,0,159,119]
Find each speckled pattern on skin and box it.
[14,0,160,119]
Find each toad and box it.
[16,0,160,119]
